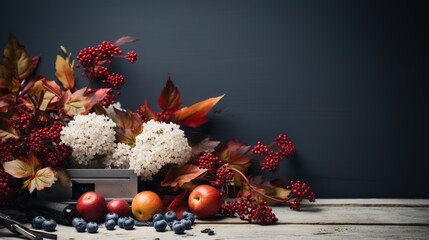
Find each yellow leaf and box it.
[2,159,32,179]
[55,55,75,90]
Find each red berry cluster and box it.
[105,73,125,89]
[251,134,296,172]
[28,122,71,167]
[0,169,19,204]
[214,166,234,186]
[286,180,316,211]
[198,153,222,172]
[126,51,137,63]
[221,193,278,225]
[10,113,32,131]
[76,41,137,107]
[0,138,20,162]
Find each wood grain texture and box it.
[0,199,427,239]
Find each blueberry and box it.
[32,216,46,229]
[86,222,98,233]
[172,222,185,234]
[104,219,116,230]
[153,219,167,232]
[72,217,85,227]
[42,219,56,232]
[123,217,135,230]
[208,230,215,235]
[180,218,192,229]
[164,211,178,222]
[181,211,191,219]
[117,216,127,228]
[183,212,195,224]
[106,213,119,223]
[152,213,164,222]
[75,221,87,232]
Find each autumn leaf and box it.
[55,55,75,90]
[0,118,19,139]
[2,153,58,193]
[140,100,158,121]
[25,167,57,193]
[218,140,252,186]
[172,94,224,127]
[27,77,56,111]
[158,75,181,112]
[108,107,143,146]
[2,33,38,81]
[2,159,33,179]
[167,191,189,219]
[160,164,207,190]
[191,138,220,155]
[0,63,20,93]
[219,140,252,167]
[242,176,292,206]
[63,88,109,116]
[0,89,16,113]
[113,36,138,47]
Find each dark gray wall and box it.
[1,0,428,198]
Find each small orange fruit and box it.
[131,191,163,221]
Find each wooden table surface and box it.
[1,199,428,239]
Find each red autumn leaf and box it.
[242,176,291,206]
[0,118,19,139]
[160,164,207,190]
[62,88,109,116]
[167,191,189,219]
[158,74,181,112]
[140,100,158,121]
[55,55,75,90]
[191,138,221,155]
[172,94,224,127]
[0,89,16,114]
[219,140,252,167]
[108,107,143,146]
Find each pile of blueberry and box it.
[32,216,57,232]
[71,213,135,233]
[152,211,195,234]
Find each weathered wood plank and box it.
[0,199,427,240]
[2,224,428,240]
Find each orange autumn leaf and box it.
[172,94,224,127]
[242,176,292,206]
[55,55,75,90]
[2,159,33,179]
[160,164,207,189]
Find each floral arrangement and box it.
[0,33,315,225]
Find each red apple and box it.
[76,191,107,222]
[188,185,222,218]
[107,198,130,217]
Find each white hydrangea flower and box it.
[104,143,131,169]
[60,113,117,166]
[129,120,192,180]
